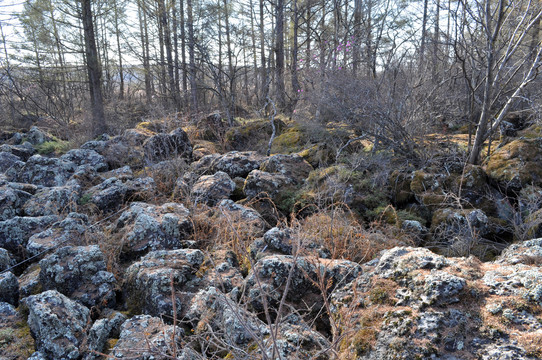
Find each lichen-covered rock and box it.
[124,249,204,318]
[26,126,51,145]
[83,176,155,211]
[262,227,293,255]
[23,290,90,360]
[60,148,108,172]
[0,151,24,175]
[373,246,449,279]
[143,127,193,163]
[0,248,12,271]
[260,153,313,184]
[483,264,542,305]
[0,215,58,259]
[109,315,183,360]
[14,154,76,187]
[23,185,80,217]
[0,142,36,161]
[18,263,41,298]
[191,151,265,178]
[101,130,149,169]
[244,255,361,313]
[0,183,32,220]
[243,169,295,200]
[485,135,542,189]
[27,212,89,257]
[186,286,269,345]
[114,202,193,258]
[497,238,542,265]
[84,310,127,360]
[192,171,236,206]
[420,270,466,306]
[0,271,19,306]
[198,250,244,293]
[39,245,117,308]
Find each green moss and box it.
[0,318,35,359]
[78,193,93,206]
[271,128,304,154]
[35,139,70,155]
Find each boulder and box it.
[109,315,183,359]
[0,248,12,271]
[0,152,24,175]
[26,126,50,145]
[143,127,193,163]
[191,151,265,178]
[113,202,193,258]
[14,155,76,187]
[217,199,267,237]
[0,142,36,161]
[23,290,90,360]
[497,238,542,265]
[186,287,269,346]
[0,215,58,259]
[60,148,108,172]
[23,184,80,217]
[0,271,19,306]
[192,171,236,206]
[83,176,155,211]
[0,183,32,220]
[124,249,204,318]
[84,310,127,360]
[243,170,294,200]
[39,245,117,308]
[260,153,313,184]
[485,135,542,189]
[27,212,89,258]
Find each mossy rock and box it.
[224,118,286,151]
[270,127,304,154]
[390,171,414,206]
[135,121,161,134]
[485,136,542,189]
[298,143,335,168]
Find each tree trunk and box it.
[81,0,106,136]
[187,0,198,112]
[275,0,285,108]
[114,0,124,99]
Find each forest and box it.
[0,0,539,165]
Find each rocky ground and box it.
[0,120,541,360]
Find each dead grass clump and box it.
[294,207,410,263]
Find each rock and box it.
[27,212,89,258]
[114,202,193,258]
[26,126,50,145]
[0,271,19,306]
[84,176,155,211]
[263,227,293,255]
[374,246,449,279]
[485,134,542,189]
[244,255,361,314]
[0,248,11,271]
[191,151,265,178]
[243,169,294,200]
[0,301,35,359]
[192,171,236,206]
[18,263,41,298]
[260,154,313,184]
[124,249,204,318]
[84,310,127,360]
[224,118,286,151]
[0,142,36,161]
[27,352,47,360]
[198,250,244,293]
[483,264,542,305]
[109,315,183,359]
[14,154,76,187]
[80,138,108,153]
[101,131,148,169]
[420,270,466,306]
[23,290,90,360]
[23,185,80,217]
[60,148,108,172]
[186,287,269,345]
[401,219,427,243]
[39,245,117,308]
[0,183,32,220]
[217,199,267,237]
[143,127,193,163]
[498,238,542,265]
[0,215,58,259]
[0,151,24,174]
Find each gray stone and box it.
[124,249,204,318]
[263,227,293,254]
[84,176,156,211]
[0,248,11,271]
[60,148,108,172]
[375,246,449,279]
[260,153,313,184]
[114,202,193,258]
[27,212,89,258]
[143,127,193,163]
[0,184,32,220]
[192,171,236,206]
[23,185,80,217]
[109,315,183,359]
[421,270,466,305]
[243,169,294,200]
[26,126,50,145]
[84,311,127,360]
[0,152,24,174]
[0,142,36,161]
[23,290,90,360]
[39,245,117,308]
[191,151,265,178]
[0,272,19,306]
[15,155,77,187]
[0,215,58,259]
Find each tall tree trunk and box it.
[179,0,188,105]
[187,0,198,112]
[172,1,181,106]
[433,0,440,79]
[249,0,259,105]
[259,0,268,103]
[114,0,124,99]
[224,0,235,123]
[138,0,152,104]
[275,0,285,108]
[420,0,429,66]
[291,0,300,109]
[81,0,106,135]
